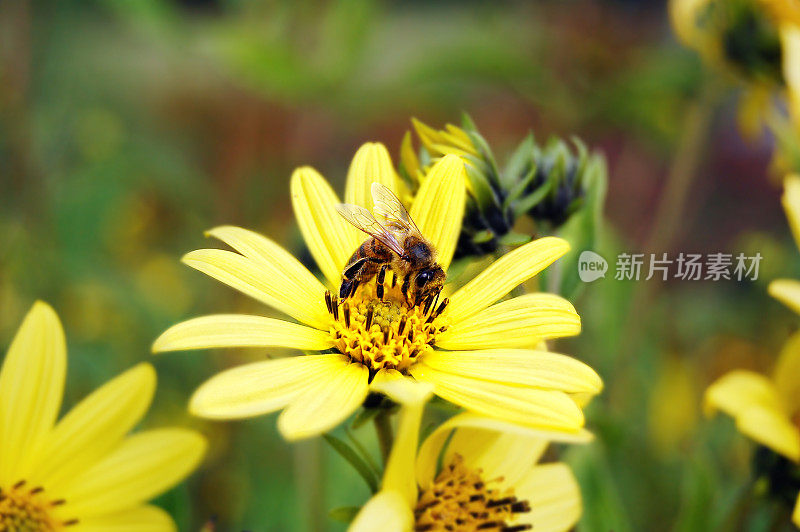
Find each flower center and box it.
[414,454,531,532]
[325,278,448,377]
[0,480,75,531]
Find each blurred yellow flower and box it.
[648,356,699,454]
[769,174,800,311]
[350,390,589,532]
[0,302,206,531]
[670,0,800,136]
[154,142,601,441]
[705,175,800,526]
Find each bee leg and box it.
[401,273,411,305]
[340,257,371,299]
[376,264,388,301]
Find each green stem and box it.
[620,80,719,364]
[374,410,394,465]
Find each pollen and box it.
[0,480,76,531]
[325,277,448,377]
[414,454,532,532]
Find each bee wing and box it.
[371,182,422,236]
[336,202,405,256]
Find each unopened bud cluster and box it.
[399,115,606,259]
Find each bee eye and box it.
[416,271,432,286]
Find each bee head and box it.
[413,266,445,304]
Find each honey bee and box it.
[336,183,445,307]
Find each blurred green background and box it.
[2,0,799,530]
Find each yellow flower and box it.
[154,142,602,441]
[670,0,800,136]
[0,302,206,531]
[705,175,800,526]
[769,174,800,312]
[350,389,589,532]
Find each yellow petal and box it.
[769,279,800,315]
[774,331,800,416]
[704,370,784,418]
[278,361,368,440]
[447,237,570,323]
[35,364,156,491]
[345,142,399,210]
[513,463,582,532]
[736,405,800,461]
[782,174,800,251]
[782,27,800,131]
[416,413,592,488]
[58,428,206,518]
[446,429,547,487]
[0,301,67,485]
[152,314,332,352]
[668,0,712,48]
[370,370,433,406]
[205,224,330,300]
[419,349,602,394]
[410,154,466,271]
[348,490,413,532]
[436,294,581,350]
[291,166,360,288]
[793,493,800,527]
[190,354,350,420]
[411,364,584,431]
[182,248,329,329]
[400,131,421,184]
[382,401,425,505]
[70,505,175,532]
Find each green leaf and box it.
[329,506,362,524]
[472,229,495,244]
[323,434,380,493]
[502,133,536,190]
[497,232,532,246]
[351,406,382,430]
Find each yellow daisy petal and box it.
[774,330,800,415]
[182,248,329,329]
[436,295,581,350]
[783,174,800,250]
[793,493,800,527]
[782,27,800,131]
[34,363,156,490]
[206,224,329,300]
[0,301,67,485]
[370,369,433,406]
[769,279,800,315]
[71,505,175,532]
[189,354,350,420]
[416,412,592,488]
[446,237,570,323]
[349,490,413,532]
[736,405,800,461]
[277,361,368,440]
[291,166,360,287]
[382,401,425,506]
[410,154,466,271]
[445,429,547,487]
[58,428,206,518]
[512,463,582,532]
[704,370,784,418]
[345,142,399,210]
[411,364,584,431]
[152,314,332,352]
[400,131,421,184]
[419,349,602,395]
